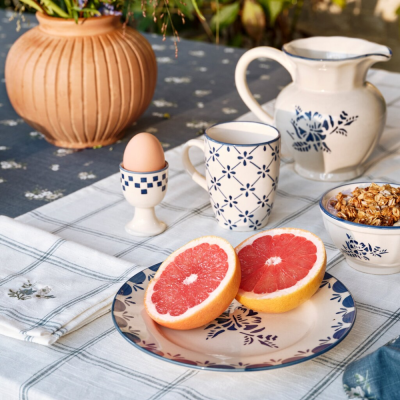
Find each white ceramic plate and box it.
[112,264,356,372]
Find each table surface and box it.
[2,9,400,400]
[0,9,291,218]
[6,101,400,400]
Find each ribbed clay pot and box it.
[5,13,157,148]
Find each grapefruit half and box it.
[235,228,326,313]
[144,236,241,330]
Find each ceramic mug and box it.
[182,121,280,231]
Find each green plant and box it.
[10,0,304,49]
[17,0,123,20]
[11,0,195,51]
[212,0,299,45]
[130,0,302,47]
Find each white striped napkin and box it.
[0,216,139,345]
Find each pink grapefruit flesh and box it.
[145,236,241,330]
[235,228,326,313]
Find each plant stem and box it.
[290,0,303,38]
[216,0,219,44]
[191,0,205,20]
[199,15,214,42]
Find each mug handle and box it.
[182,139,208,191]
[235,47,296,124]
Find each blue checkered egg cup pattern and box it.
[119,162,169,209]
[205,140,280,231]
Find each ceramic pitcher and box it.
[235,37,392,181]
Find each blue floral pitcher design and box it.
[287,106,359,153]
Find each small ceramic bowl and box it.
[320,182,400,275]
[120,162,169,237]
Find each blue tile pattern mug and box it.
[182,122,280,231]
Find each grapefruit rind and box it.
[235,228,326,313]
[144,236,241,330]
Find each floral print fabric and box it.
[343,336,400,400]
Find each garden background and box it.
[1,0,399,71]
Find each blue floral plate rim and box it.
[112,263,357,372]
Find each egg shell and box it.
[123,133,165,173]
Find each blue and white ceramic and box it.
[182,121,280,231]
[112,264,356,372]
[236,37,391,181]
[320,182,400,275]
[119,162,169,237]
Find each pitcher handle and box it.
[182,139,208,191]
[235,47,296,124]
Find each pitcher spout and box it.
[363,46,392,63]
[361,48,392,71]
[353,45,392,87]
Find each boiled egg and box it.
[123,133,165,172]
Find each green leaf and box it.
[19,0,43,13]
[260,0,294,25]
[396,5,400,15]
[72,9,78,23]
[241,0,266,41]
[41,0,70,18]
[210,2,240,30]
[263,0,284,25]
[63,0,72,16]
[42,3,54,15]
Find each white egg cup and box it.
[120,162,169,237]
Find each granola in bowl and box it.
[320,182,400,275]
[328,183,400,227]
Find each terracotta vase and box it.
[5,13,157,149]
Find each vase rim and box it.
[35,11,122,36]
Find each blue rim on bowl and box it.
[205,121,281,147]
[319,181,400,230]
[119,161,169,175]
